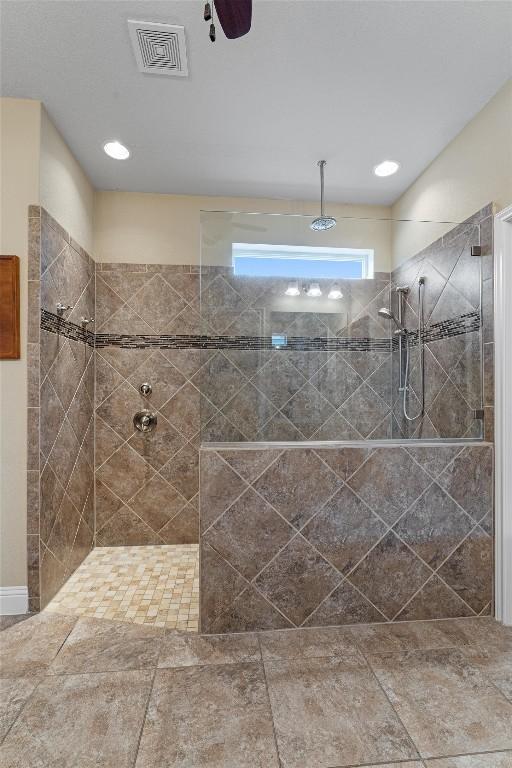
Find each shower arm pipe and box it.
[318,160,326,218]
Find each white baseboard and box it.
[0,586,29,615]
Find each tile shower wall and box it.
[199,444,493,633]
[197,272,394,440]
[92,266,392,542]
[27,205,493,595]
[28,207,95,610]
[391,204,494,439]
[94,264,200,546]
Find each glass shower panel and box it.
[391,218,483,439]
[199,211,396,442]
[199,211,484,443]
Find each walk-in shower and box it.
[28,202,494,634]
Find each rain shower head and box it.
[378,307,405,332]
[310,216,337,231]
[311,160,336,231]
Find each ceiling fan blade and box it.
[214,0,252,39]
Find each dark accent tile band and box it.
[41,309,480,352]
[40,309,95,347]
[95,334,392,352]
[396,311,481,349]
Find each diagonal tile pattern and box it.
[393,483,474,568]
[302,485,388,574]
[201,444,493,632]
[347,447,431,525]
[254,535,342,626]
[31,206,493,614]
[348,531,432,619]
[94,265,213,546]
[95,216,488,457]
[253,449,341,529]
[204,488,294,580]
[35,208,95,609]
[195,271,395,441]
[390,209,492,439]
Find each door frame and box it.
[494,203,512,625]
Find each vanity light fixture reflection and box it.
[306,283,322,297]
[328,284,343,300]
[285,280,301,296]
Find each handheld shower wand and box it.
[378,277,425,422]
[402,277,425,422]
[377,307,406,334]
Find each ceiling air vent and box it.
[128,20,188,77]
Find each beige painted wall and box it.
[0,98,94,591]
[40,107,94,253]
[392,79,512,266]
[0,98,41,588]
[94,191,393,271]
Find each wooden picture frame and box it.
[0,255,21,359]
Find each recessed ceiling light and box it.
[103,140,130,160]
[373,160,400,177]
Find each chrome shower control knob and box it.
[133,410,157,433]
[139,382,152,397]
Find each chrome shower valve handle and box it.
[133,410,157,433]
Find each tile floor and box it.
[44,545,199,631]
[1,613,511,767]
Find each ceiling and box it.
[1,1,511,205]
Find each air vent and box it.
[128,20,188,77]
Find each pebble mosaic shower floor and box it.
[44,545,199,631]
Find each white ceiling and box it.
[1,1,511,205]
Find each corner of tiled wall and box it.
[27,204,41,612]
[28,206,95,610]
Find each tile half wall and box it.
[199,443,493,633]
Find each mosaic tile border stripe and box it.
[95,334,392,352]
[41,309,480,352]
[396,311,481,349]
[41,309,95,347]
